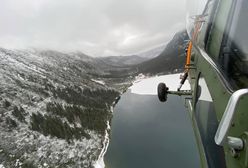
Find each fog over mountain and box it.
[0,0,186,56]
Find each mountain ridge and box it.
[137,30,189,74]
[0,47,134,167]
[0,29,189,167]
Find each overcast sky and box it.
[0,0,186,57]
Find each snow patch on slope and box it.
[91,79,105,85]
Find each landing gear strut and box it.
[157,73,192,102]
[157,83,192,102]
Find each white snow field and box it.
[130,73,190,95]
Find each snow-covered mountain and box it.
[135,45,165,59]
[99,55,146,67]
[0,29,189,168]
[98,45,166,67]
[137,30,189,74]
[0,47,135,167]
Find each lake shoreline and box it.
[94,72,191,168]
[93,80,135,168]
[93,73,149,168]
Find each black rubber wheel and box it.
[157,83,168,102]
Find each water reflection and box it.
[105,90,200,168]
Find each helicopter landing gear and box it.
[157,82,192,102]
[157,83,169,102]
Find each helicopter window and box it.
[219,0,248,89]
[205,0,233,60]
[186,0,209,39]
[194,0,218,49]
[202,0,219,47]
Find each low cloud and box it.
[0,0,186,56]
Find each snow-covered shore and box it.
[130,73,190,95]
[93,121,110,168]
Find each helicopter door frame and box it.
[193,73,226,168]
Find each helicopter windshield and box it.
[186,0,210,39]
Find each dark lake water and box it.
[104,90,200,168]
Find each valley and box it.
[0,30,188,168]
